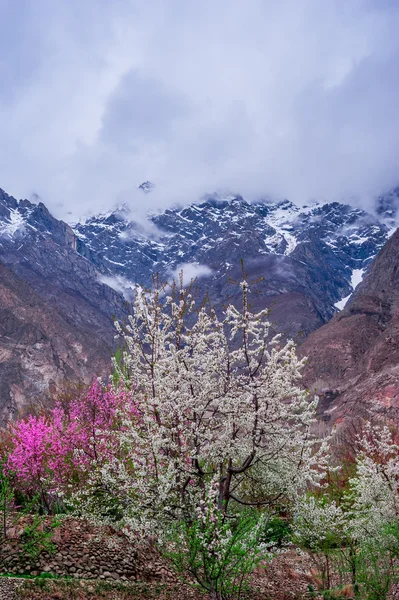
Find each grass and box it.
[0,571,71,580]
[20,580,205,599]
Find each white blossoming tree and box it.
[347,424,399,598]
[77,273,328,599]
[350,423,399,538]
[293,424,399,599]
[293,496,347,590]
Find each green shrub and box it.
[260,516,291,547]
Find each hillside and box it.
[0,261,117,423]
[0,188,128,422]
[302,227,399,424]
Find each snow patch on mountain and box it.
[263,201,300,255]
[0,208,26,239]
[351,268,365,288]
[334,268,365,310]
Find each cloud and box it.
[98,273,135,300]
[0,0,399,219]
[169,263,213,284]
[100,70,190,151]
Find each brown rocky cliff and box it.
[301,228,399,424]
[0,189,131,422]
[0,262,114,424]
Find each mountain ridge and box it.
[0,183,398,420]
[0,187,129,422]
[72,191,396,329]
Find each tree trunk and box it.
[210,583,222,600]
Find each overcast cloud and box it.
[0,0,399,220]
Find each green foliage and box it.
[294,487,399,599]
[260,516,291,547]
[20,512,60,559]
[0,463,64,565]
[112,347,131,388]
[307,584,317,598]
[161,510,268,600]
[0,462,14,542]
[7,493,62,559]
[351,521,399,600]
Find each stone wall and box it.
[0,516,174,583]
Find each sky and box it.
[1,0,399,220]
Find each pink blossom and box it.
[7,381,138,495]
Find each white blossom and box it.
[349,423,399,543]
[72,275,329,596]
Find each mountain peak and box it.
[138,181,155,193]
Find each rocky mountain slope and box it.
[0,188,128,422]
[302,227,399,425]
[0,183,397,421]
[73,191,395,339]
[0,262,115,423]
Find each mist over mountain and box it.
[2,1,399,220]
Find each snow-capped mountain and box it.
[1,184,396,325]
[73,190,396,330]
[0,182,397,420]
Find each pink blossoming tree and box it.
[6,381,136,511]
